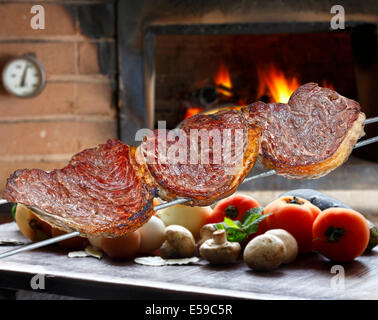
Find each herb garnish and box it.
[11,204,17,221]
[215,207,270,243]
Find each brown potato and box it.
[88,236,103,250]
[15,204,52,242]
[101,230,141,259]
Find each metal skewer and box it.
[0,117,377,259]
[363,116,378,125]
[0,231,81,259]
[0,172,277,259]
[153,198,189,211]
[354,136,378,149]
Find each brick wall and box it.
[0,1,118,194]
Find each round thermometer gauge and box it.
[2,55,46,98]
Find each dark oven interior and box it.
[154,31,358,129]
[149,22,377,163]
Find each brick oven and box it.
[115,0,377,211]
[117,1,377,143]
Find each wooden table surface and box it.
[0,222,377,300]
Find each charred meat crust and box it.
[3,139,156,237]
[261,112,365,178]
[138,109,262,206]
[242,83,365,179]
[151,125,261,206]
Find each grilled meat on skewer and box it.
[138,109,262,206]
[242,83,365,178]
[2,83,367,236]
[3,140,155,237]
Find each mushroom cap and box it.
[199,230,241,264]
[197,224,217,248]
[243,234,285,271]
[159,240,177,259]
[165,225,196,257]
[265,229,298,264]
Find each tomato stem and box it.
[285,196,304,205]
[225,205,239,219]
[324,226,345,243]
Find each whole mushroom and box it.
[159,225,196,258]
[243,234,286,271]
[265,229,298,264]
[197,223,217,249]
[199,229,241,264]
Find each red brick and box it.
[78,41,100,74]
[0,120,118,156]
[75,82,115,116]
[0,42,76,75]
[0,82,75,117]
[0,3,76,37]
[0,160,69,194]
[0,81,116,117]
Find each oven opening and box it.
[154,31,357,130]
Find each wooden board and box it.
[0,222,377,300]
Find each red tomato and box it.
[261,196,321,254]
[207,194,261,224]
[312,208,369,262]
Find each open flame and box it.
[183,63,336,120]
[214,63,233,96]
[184,63,234,119]
[257,64,335,103]
[321,80,335,91]
[184,107,204,119]
[257,65,299,104]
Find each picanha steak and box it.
[2,83,367,236]
[242,83,366,178]
[137,109,261,206]
[3,139,155,237]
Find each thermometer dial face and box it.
[2,55,46,98]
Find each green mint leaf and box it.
[242,213,271,236]
[224,217,241,229]
[241,207,264,225]
[11,204,17,221]
[226,227,247,242]
[214,223,226,230]
[234,220,242,228]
